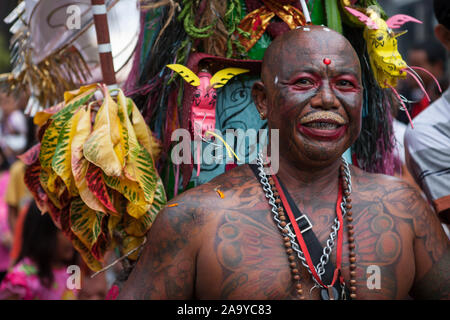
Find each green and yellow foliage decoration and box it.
[20,84,166,271]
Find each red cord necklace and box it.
[271,174,345,289]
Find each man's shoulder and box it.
[164,164,259,215]
[351,165,421,202]
[351,165,431,225]
[351,164,409,186]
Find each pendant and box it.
[320,286,340,300]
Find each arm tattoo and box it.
[118,199,205,299]
[411,248,450,299]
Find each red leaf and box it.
[85,164,117,214]
[91,214,109,260]
[24,160,48,213]
[18,143,41,165]
[48,201,63,230]
[60,202,74,239]
[37,119,52,142]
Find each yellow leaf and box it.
[116,93,159,206]
[123,178,166,236]
[83,88,123,177]
[34,102,64,126]
[71,106,106,213]
[39,169,64,209]
[116,91,139,182]
[126,201,150,220]
[116,91,158,207]
[129,100,161,160]
[39,87,96,172]
[103,174,147,207]
[70,197,105,250]
[64,84,98,105]
[121,235,146,261]
[71,236,103,272]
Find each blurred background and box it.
[0,1,16,73]
[0,1,446,74]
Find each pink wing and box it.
[386,14,422,29]
[345,7,378,29]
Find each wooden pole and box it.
[90,0,117,89]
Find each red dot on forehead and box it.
[323,58,331,65]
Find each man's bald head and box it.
[252,25,363,168]
[261,25,361,86]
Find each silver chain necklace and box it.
[254,153,352,289]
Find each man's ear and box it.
[435,24,450,52]
[252,81,268,119]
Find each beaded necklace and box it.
[253,154,357,300]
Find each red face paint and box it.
[259,25,363,166]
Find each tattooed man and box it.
[119,26,450,300]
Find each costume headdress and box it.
[125,0,434,195]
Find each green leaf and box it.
[40,88,95,170]
[325,0,343,34]
[51,109,83,196]
[123,178,166,236]
[70,197,105,250]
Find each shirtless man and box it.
[119,26,450,300]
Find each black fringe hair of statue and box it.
[132,2,188,134]
[343,24,395,174]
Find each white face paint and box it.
[303,27,310,31]
[274,76,279,85]
[324,27,331,32]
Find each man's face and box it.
[255,26,363,168]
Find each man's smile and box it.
[297,111,348,141]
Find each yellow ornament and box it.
[345,6,421,88]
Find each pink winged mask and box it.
[386,14,422,29]
[166,64,249,139]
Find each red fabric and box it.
[105,284,119,300]
[272,175,325,287]
[9,202,30,263]
[411,95,430,119]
